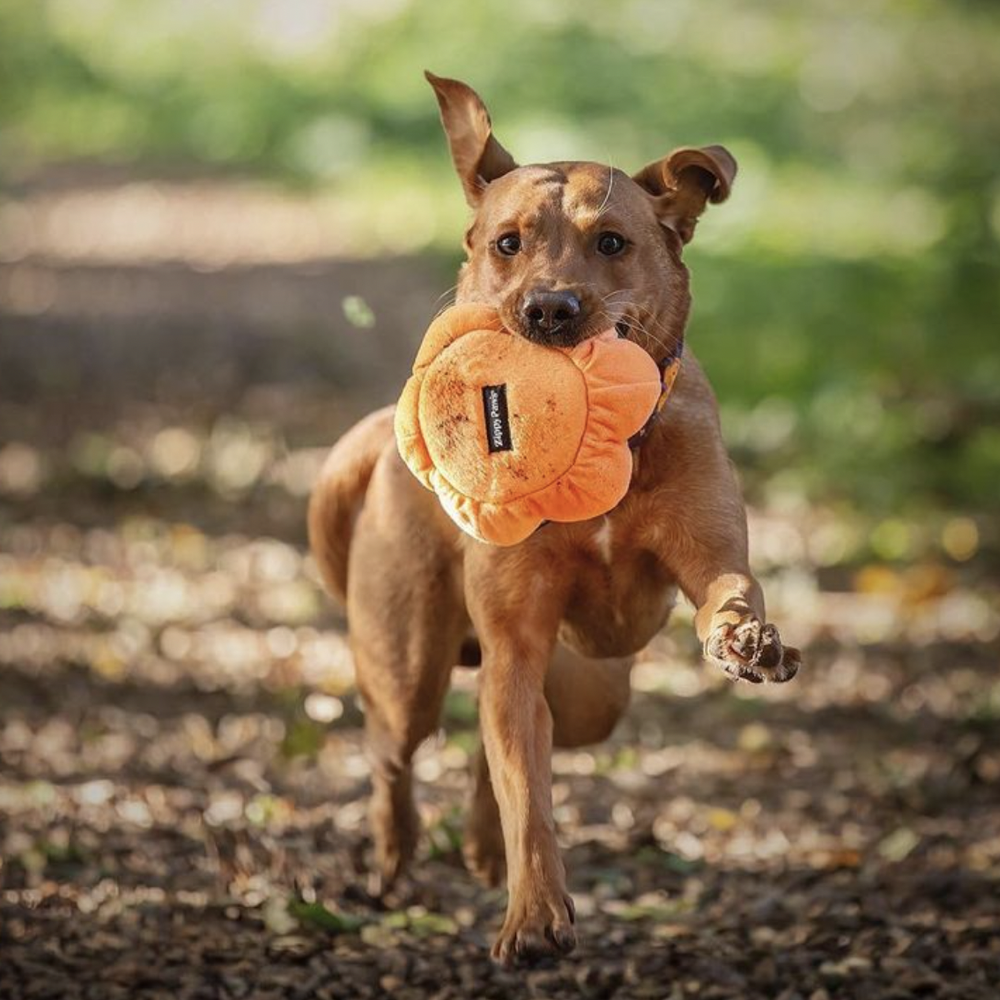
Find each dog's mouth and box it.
[509,313,633,350]
[518,324,584,349]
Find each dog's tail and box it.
[308,405,395,607]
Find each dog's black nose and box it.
[521,289,582,339]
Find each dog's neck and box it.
[627,333,684,449]
[627,328,693,490]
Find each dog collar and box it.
[628,338,683,449]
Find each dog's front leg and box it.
[654,476,799,684]
[465,553,575,964]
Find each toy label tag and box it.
[481,384,512,453]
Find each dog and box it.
[309,72,800,965]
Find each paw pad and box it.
[706,618,800,684]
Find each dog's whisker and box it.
[627,316,672,356]
[433,283,458,306]
[643,312,683,354]
[595,163,615,218]
[632,322,669,354]
[431,286,459,320]
[615,301,680,357]
[599,289,637,307]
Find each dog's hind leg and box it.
[347,449,467,892]
[545,646,633,749]
[464,647,632,887]
[463,743,506,887]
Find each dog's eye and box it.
[495,233,522,256]
[597,232,627,256]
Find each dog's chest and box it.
[557,511,677,658]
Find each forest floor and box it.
[1,246,999,999]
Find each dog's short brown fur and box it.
[309,73,800,964]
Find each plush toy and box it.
[394,303,671,546]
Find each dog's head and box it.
[428,72,736,360]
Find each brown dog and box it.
[309,72,800,964]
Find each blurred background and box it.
[1,2,999,997]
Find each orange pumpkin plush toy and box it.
[394,304,666,546]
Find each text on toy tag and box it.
[481,384,513,453]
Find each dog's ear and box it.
[425,71,517,206]
[632,145,737,244]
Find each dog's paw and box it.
[492,890,576,966]
[705,617,800,684]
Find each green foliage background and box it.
[2,0,998,523]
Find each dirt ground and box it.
[1,252,999,999]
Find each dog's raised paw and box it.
[705,617,800,684]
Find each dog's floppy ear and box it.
[425,71,517,206]
[632,146,737,244]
